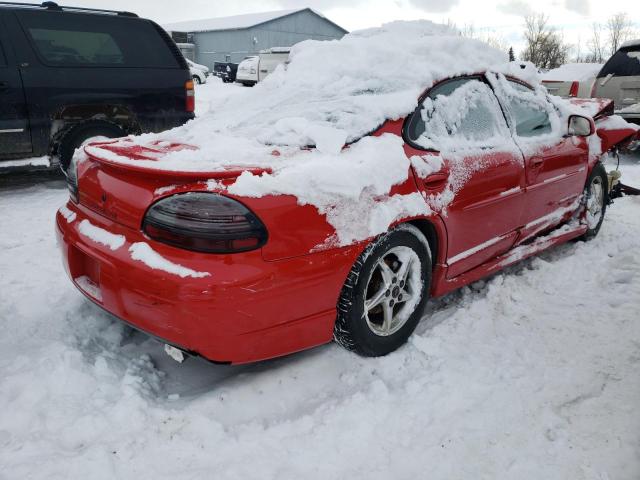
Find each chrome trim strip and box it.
[448,234,508,265]
[0,128,24,134]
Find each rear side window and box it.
[17,11,179,68]
[598,48,640,77]
[406,77,510,151]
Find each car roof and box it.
[0,1,138,18]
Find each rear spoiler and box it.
[83,139,271,180]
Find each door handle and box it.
[530,157,544,168]
[0,81,8,92]
[422,171,449,189]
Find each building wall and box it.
[192,10,346,67]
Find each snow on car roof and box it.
[541,63,603,82]
[146,21,510,153]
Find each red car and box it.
[56,72,639,364]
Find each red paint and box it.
[57,75,639,364]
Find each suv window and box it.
[502,80,552,137]
[598,47,640,77]
[17,11,179,68]
[407,77,509,150]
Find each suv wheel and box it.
[58,120,125,171]
[334,224,432,357]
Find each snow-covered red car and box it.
[56,22,640,364]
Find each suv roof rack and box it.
[0,1,138,17]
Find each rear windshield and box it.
[17,11,179,68]
[597,47,640,77]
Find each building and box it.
[164,8,348,67]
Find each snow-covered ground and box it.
[1,80,640,478]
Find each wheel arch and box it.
[405,216,448,267]
[50,104,141,155]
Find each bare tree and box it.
[444,20,509,58]
[586,22,605,63]
[521,14,569,69]
[606,12,635,55]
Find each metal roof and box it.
[163,8,347,34]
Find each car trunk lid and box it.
[76,139,270,230]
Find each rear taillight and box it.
[568,81,580,97]
[142,193,268,253]
[185,80,195,112]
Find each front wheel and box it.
[192,75,202,85]
[334,224,432,357]
[580,163,608,241]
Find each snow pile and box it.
[541,63,603,82]
[128,20,508,159]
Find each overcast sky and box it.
[37,0,640,56]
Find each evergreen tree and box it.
[508,46,515,62]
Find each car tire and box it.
[192,75,202,85]
[58,120,125,171]
[334,224,432,357]
[580,162,608,241]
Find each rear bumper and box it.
[56,201,355,364]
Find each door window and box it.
[17,11,179,68]
[504,82,552,137]
[406,78,510,151]
[492,78,556,139]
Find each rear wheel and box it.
[58,120,125,171]
[580,163,608,241]
[334,224,432,357]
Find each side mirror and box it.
[568,115,595,137]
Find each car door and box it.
[404,76,527,278]
[489,75,589,240]
[0,13,32,157]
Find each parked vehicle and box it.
[56,23,639,365]
[186,58,208,84]
[235,48,290,86]
[213,61,238,83]
[235,56,258,86]
[56,75,639,365]
[0,1,195,171]
[592,40,640,124]
[541,63,602,98]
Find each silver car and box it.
[592,40,640,124]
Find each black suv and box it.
[0,2,195,171]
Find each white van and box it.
[236,56,259,86]
[235,48,290,86]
